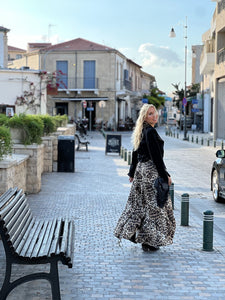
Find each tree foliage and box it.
[172,83,200,108]
[143,88,165,109]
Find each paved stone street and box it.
[1,127,225,300]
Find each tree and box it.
[143,88,165,109]
[172,83,200,109]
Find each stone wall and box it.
[0,154,29,194]
[12,144,44,194]
[0,124,76,195]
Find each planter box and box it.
[47,86,58,95]
[10,128,25,144]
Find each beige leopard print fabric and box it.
[114,160,176,247]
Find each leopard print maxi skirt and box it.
[114,160,176,247]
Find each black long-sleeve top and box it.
[128,124,170,181]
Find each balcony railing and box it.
[123,79,132,91]
[218,0,225,14]
[57,77,99,90]
[217,47,225,64]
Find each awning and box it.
[52,97,109,101]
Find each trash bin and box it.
[58,135,75,172]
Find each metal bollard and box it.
[201,137,204,145]
[169,182,174,210]
[196,136,198,144]
[203,210,214,251]
[214,140,216,148]
[181,193,189,226]
[128,151,132,165]
[191,135,194,143]
[187,135,189,142]
[221,140,224,150]
[177,133,179,139]
[124,149,127,161]
[207,139,210,146]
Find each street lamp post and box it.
[170,16,188,140]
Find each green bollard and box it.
[214,140,216,148]
[191,135,194,143]
[169,182,174,210]
[187,135,189,141]
[203,210,214,251]
[207,139,210,146]
[196,136,198,144]
[201,137,204,145]
[181,193,189,226]
[124,149,127,161]
[128,151,132,165]
[221,140,224,150]
[121,147,124,158]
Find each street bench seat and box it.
[75,134,89,151]
[0,187,75,300]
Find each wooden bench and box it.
[75,134,89,151]
[0,187,75,300]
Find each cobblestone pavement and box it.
[1,128,225,300]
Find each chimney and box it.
[0,26,10,68]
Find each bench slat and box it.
[38,219,57,257]
[24,220,45,258]
[6,196,28,238]
[19,219,42,258]
[49,219,63,256]
[60,219,69,255]
[0,189,24,220]
[31,221,50,258]
[16,218,36,256]
[11,209,32,248]
[65,220,75,267]
[13,213,34,254]
[0,187,17,206]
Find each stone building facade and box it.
[9,38,156,130]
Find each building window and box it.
[83,60,96,89]
[16,54,22,59]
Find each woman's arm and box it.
[145,128,169,181]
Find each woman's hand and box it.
[168,176,172,186]
[129,177,133,183]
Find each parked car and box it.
[167,117,177,126]
[211,149,225,202]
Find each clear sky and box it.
[1,0,216,95]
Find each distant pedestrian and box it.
[114,104,176,251]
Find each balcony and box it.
[200,40,215,75]
[124,79,132,91]
[57,77,99,94]
[217,47,225,64]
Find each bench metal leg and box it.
[0,256,61,300]
[50,259,61,300]
[0,256,12,300]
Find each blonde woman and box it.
[114,104,176,251]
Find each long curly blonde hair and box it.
[131,104,158,150]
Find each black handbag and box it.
[154,177,169,208]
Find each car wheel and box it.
[212,169,223,202]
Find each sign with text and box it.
[105,134,121,155]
